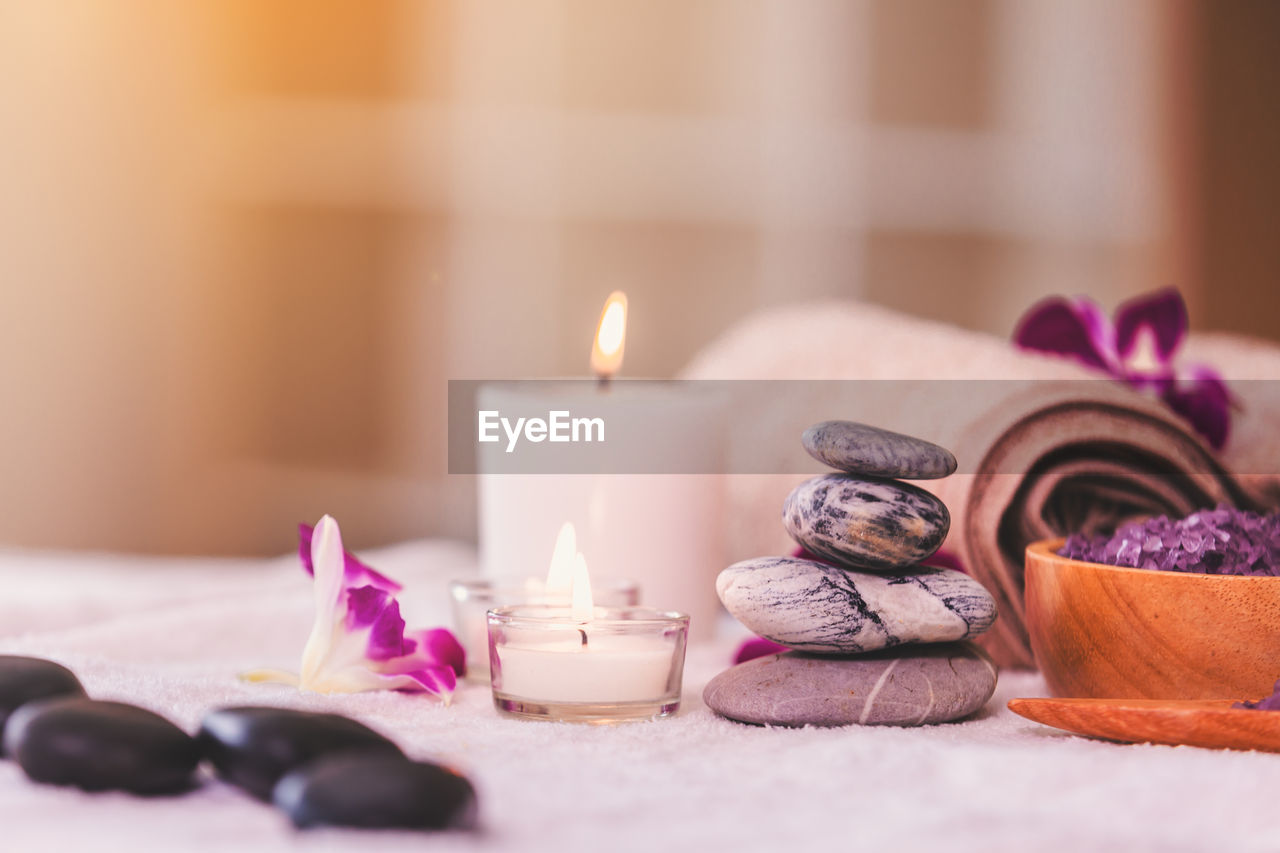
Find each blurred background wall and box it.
[0,0,1274,555]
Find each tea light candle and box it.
[449,578,641,682]
[487,551,689,723]
[450,523,639,681]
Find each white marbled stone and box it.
[716,556,997,654]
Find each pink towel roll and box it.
[683,302,1280,668]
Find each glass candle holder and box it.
[449,578,640,681]
[487,605,689,724]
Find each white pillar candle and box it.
[474,291,726,641]
[477,383,725,640]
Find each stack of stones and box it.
[705,420,1000,727]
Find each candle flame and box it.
[590,290,628,379]
[545,521,577,592]
[570,552,594,622]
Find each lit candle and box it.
[477,292,725,640]
[542,521,578,594]
[449,522,638,681]
[487,548,689,723]
[591,290,627,382]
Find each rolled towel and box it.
[682,302,1280,668]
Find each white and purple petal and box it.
[392,666,458,697]
[298,522,402,593]
[1114,286,1186,363]
[401,628,466,675]
[344,586,408,661]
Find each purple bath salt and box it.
[1058,504,1280,576]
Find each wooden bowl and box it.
[1025,539,1280,700]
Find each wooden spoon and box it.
[1008,697,1280,753]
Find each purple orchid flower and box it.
[1013,287,1232,450]
[243,516,465,701]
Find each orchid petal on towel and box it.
[243,516,464,701]
[1014,288,1232,450]
[733,636,788,664]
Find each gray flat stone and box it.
[716,556,996,654]
[803,420,957,479]
[783,474,949,570]
[703,643,998,727]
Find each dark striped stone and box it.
[784,473,949,570]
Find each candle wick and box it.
[596,374,611,392]
[578,628,589,647]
